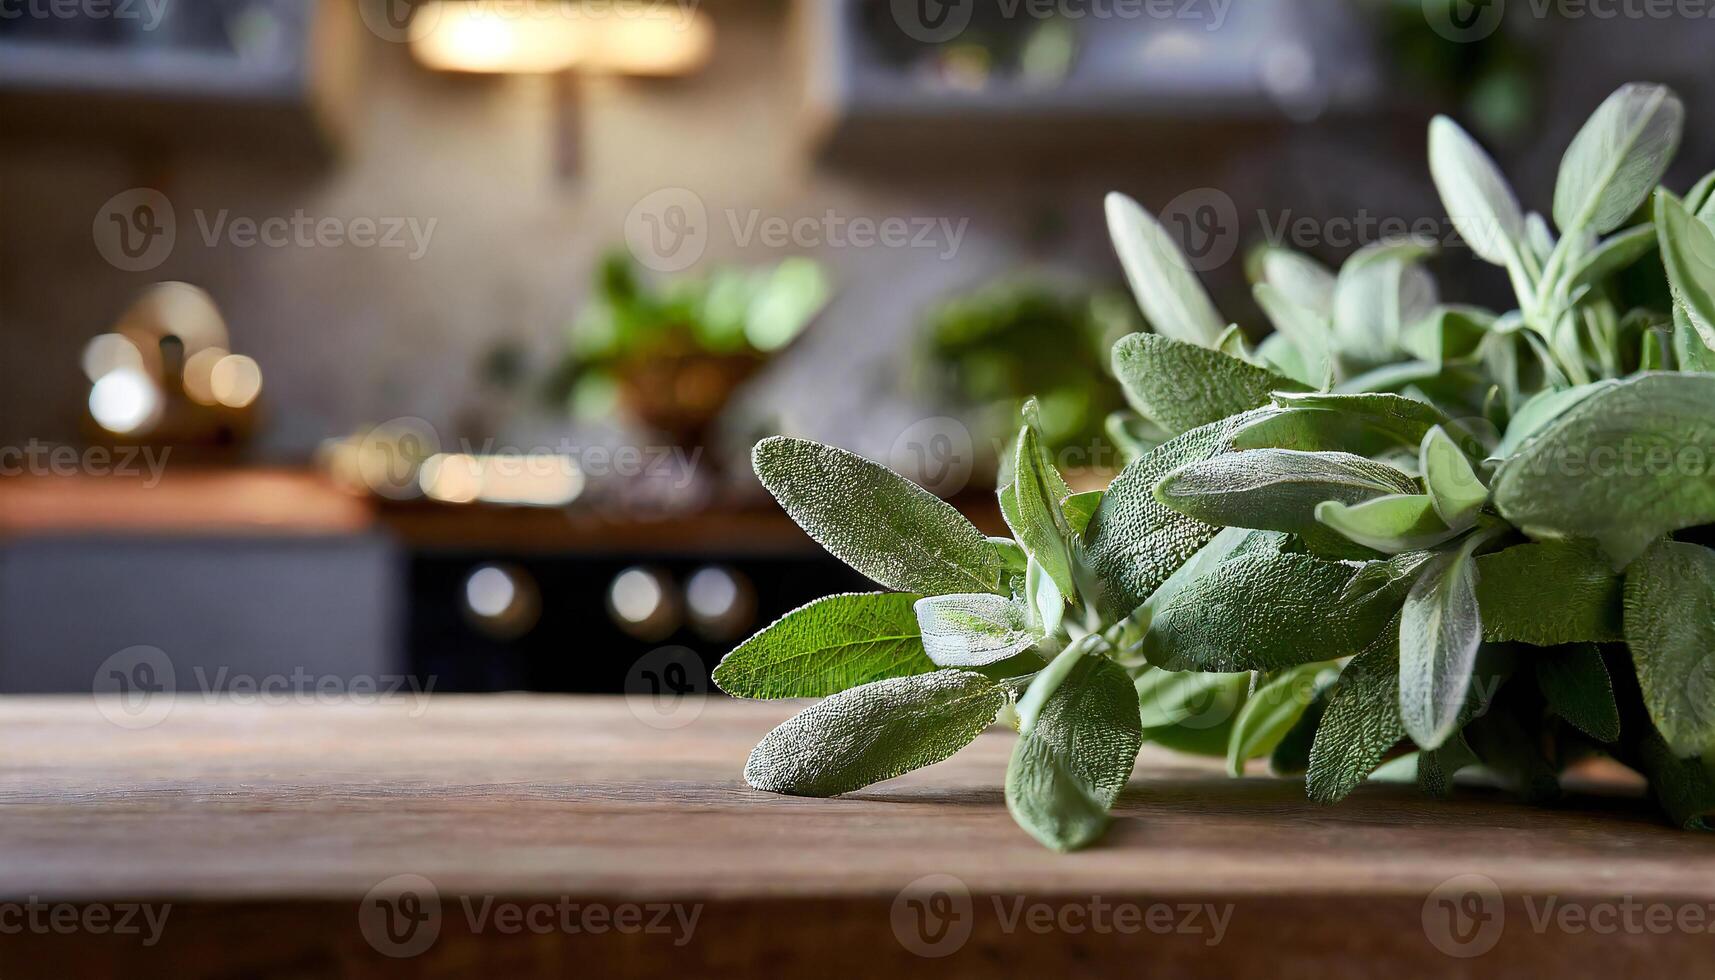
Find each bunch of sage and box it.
[715,82,1715,850]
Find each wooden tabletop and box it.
[1,695,1710,977]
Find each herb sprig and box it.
[715,82,1715,850]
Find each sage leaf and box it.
[1259,247,1336,316]
[1332,247,1438,366]
[1027,558,1065,638]
[1061,490,1103,537]
[915,593,1040,668]
[1007,650,1144,851]
[1417,733,1479,798]
[1271,390,1468,450]
[1491,373,1715,568]
[986,536,1028,573]
[1314,495,1460,554]
[1623,540,1715,758]
[1144,551,1398,671]
[1420,425,1488,528]
[1634,730,1715,830]
[1657,191,1715,349]
[715,592,934,699]
[1675,296,1715,372]
[1111,332,1304,435]
[1105,192,1225,346]
[1489,380,1618,460]
[1567,223,1659,292]
[1085,408,1271,614]
[1535,643,1621,742]
[1307,616,1405,803]
[1254,283,1333,386]
[1688,168,1715,215]
[754,436,1001,596]
[1399,533,1491,750]
[1474,541,1623,645]
[1554,83,1683,236]
[1255,332,1319,388]
[1003,408,1076,600]
[1226,663,1327,777]
[743,670,1005,797]
[1156,448,1418,536]
[1429,115,1527,267]
[1400,305,1493,366]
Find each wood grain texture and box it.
[0,695,1710,977]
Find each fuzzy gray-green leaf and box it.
[754,436,1001,596]
[1307,617,1405,803]
[1111,332,1304,435]
[1623,540,1715,759]
[1105,192,1225,346]
[715,592,934,699]
[1658,191,1715,350]
[1157,448,1418,536]
[915,593,1040,668]
[1474,541,1623,645]
[1535,643,1621,743]
[744,670,1005,797]
[1006,652,1143,851]
[1399,536,1487,750]
[1491,373,1715,568]
[1143,551,1398,671]
[1554,83,1683,236]
[1314,495,1459,554]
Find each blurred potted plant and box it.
[551,251,831,455]
[918,279,1137,478]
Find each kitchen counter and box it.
[0,695,1709,976]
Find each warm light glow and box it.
[583,11,713,76]
[81,333,145,384]
[419,453,483,504]
[209,354,263,409]
[418,453,585,507]
[609,568,665,625]
[409,2,712,76]
[411,2,585,74]
[465,565,519,619]
[89,368,161,435]
[182,346,229,406]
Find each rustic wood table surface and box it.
[0,694,1710,977]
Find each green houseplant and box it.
[714,82,1715,851]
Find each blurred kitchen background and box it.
[1,0,1711,696]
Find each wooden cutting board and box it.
[0,695,1708,977]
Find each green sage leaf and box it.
[1111,332,1304,436]
[1474,541,1623,645]
[743,670,1005,797]
[914,593,1040,668]
[1314,495,1460,554]
[1307,617,1406,803]
[715,592,934,699]
[1429,115,1527,267]
[1157,448,1418,536]
[1105,192,1224,346]
[1657,191,1715,350]
[1420,425,1488,528]
[1491,373,1715,568]
[753,436,1001,596]
[1623,539,1715,759]
[1554,83,1683,236]
[1399,534,1490,750]
[1535,643,1621,743]
[1226,663,1328,777]
[1007,648,1143,851]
